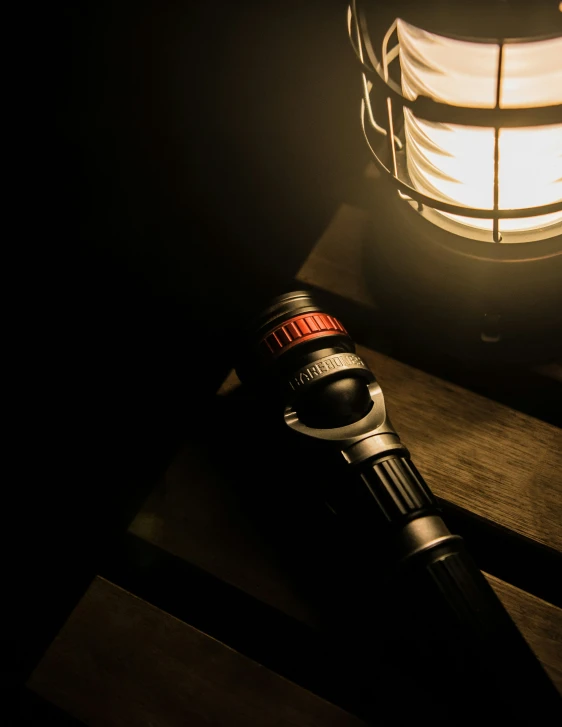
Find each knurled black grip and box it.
[422,543,505,631]
[359,454,437,524]
[403,539,562,719]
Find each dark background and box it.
[15,0,369,687]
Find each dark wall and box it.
[56,0,367,310]
[17,0,369,683]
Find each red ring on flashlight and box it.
[260,313,348,359]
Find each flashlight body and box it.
[237,291,561,721]
[286,358,560,716]
[295,371,561,721]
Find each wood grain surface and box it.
[489,575,562,690]
[28,577,366,727]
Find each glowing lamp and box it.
[349,1,562,361]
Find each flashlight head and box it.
[236,291,376,429]
[236,291,354,381]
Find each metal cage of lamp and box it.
[348,0,562,361]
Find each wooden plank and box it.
[129,439,319,627]
[489,575,562,692]
[27,577,366,727]
[296,204,377,309]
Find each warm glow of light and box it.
[397,19,562,237]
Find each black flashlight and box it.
[235,290,560,721]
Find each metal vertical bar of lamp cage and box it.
[386,96,399,181]
[378,14,399,185]
[493,42,504,243]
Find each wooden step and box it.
[28,577,365,727]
